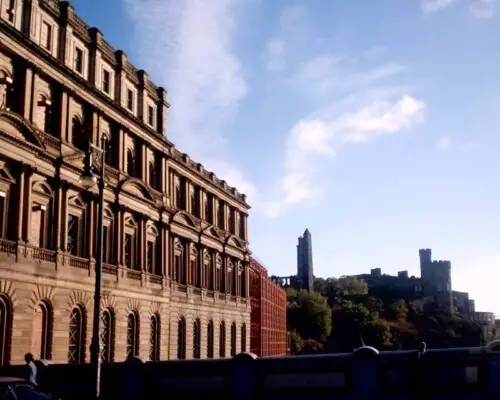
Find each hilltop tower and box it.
[297,229,314,291]
[419,248,453,313]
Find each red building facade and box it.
[249,257,287,357]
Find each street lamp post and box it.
[79,135,107,399]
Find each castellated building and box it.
[0,0,252,365]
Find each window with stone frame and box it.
[0,164,15,241]
[236,263,243,297]
[126,311,139,360]
[100,308,114,363]
[230,322,237,357]
[124,215,138,270]
[40,20,52,52]
[126,88,134,112]
[215,255,222,292]
[32,300,52,360]
[6,0,16,24]
[204,193,213,223]
[239,212,245,239]
[219,321,226,358]
[193,319,201,359]
[173,239,185,284]
[102,208,114,264]
[0,71,14,111]
[35,93,53,134]
[229,208,236,235]
[0,293,12,366]
[150,313,160,361]
[147,104,155,127]
[203,251,213,290]
[190,187,199,217]
[68,304,86,364]
[207,320,214,359]
[74,47,84,75]
[126,148,136,177]
[102,69,111,95]
[148,160,156,190]
[71,116,85,151]
[174,177,186,210]
[66,197,86,257]
[177,317,186,360]
[31,182,54,249]
[146,224,158,275]
[217,200,225,229]
[227,261,236,296]
[239,264,246,298]
[0,192,6,240]
[240,324,247,353]
[190,246,198,287]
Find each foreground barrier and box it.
[2,341,500,399]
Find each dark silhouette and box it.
[24,353,37,387]
[412,342,429,399]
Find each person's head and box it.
[24,353,34,363]
[418,342,427,352]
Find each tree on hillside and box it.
[287,289,332,342]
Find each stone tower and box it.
[419,248,453,314]
[297,229,314,291]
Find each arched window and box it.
[207,320,214,359]
[71,117,84,150]
[126,311,140,360]
[219,321,226,358]
[32,300,53,360]
[230,322,237,357]
[68,304,86,364]
[193,319,201,359]
[0,294,13,366]
[150,313,160,361]
[177,318,186,360]
[126,149,135,177]
[101,308,115,363]
[240,324,247,353]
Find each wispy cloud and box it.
[422,0,499,17]
[125,0,258,204]
[263,94,426,217]
[422,0,457,13]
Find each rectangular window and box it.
[102,69,110,94]
[127,89,134,111]
[102,225,109,263]
[218,201,224,229]
[7,0,15,23]
[74,47,83,74]
[148,105,154,126]
[67,215,80,256]
[124,233,133,268]
[147,241,154,273]
[41,21,52,51]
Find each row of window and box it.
[3,0,159,129]
[0,293,247,366]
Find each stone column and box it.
[156,87,169,136]
[86,199,95,258]
[60,185,69,252]
[198,244,204,288]
[139,216,146,271]
[137,70,147,122]
[185,242,191,285]
[117,125,125,172]
[115,50,127,106]
[114,206,123,266]
[160,157,167,194]
[88,27,103,88]
[58,88,69,141]
[22,64,34,122]
[140,143,147,182]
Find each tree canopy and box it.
[287,276,484,355]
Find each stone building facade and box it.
[0,0,251,365]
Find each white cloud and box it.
[263,95,426,217]
[125,0,258,204]
[469,0,499,18]
[437,136,453,150]
[422,0,457,13]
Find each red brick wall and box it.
[249,258,287,357]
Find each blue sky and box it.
[72,0,499,315]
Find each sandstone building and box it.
[0,0,251,365]
[249,257,287,357]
